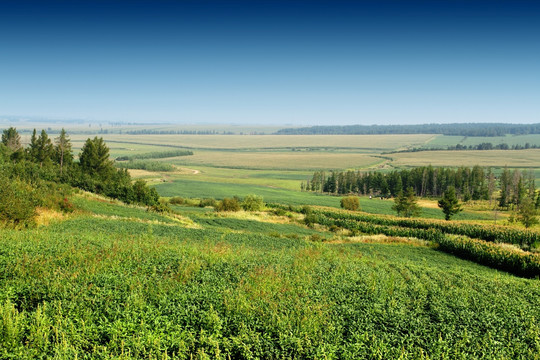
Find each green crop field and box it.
[1,194,538,358]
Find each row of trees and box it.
[1,127,159,209]
[303,166,539,209]
[393,142,539,153]
[276,123,540,136]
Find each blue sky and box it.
[0,0,538,125]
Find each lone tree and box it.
[517,196,539,228]
[340,196,360,211]
[392,187,421,218]
[55,128,73,175]
[438,186,463,220]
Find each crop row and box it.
[268,203,539,247]
[315,209,540,247]
[304,211,540,278]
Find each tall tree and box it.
[517,196,538,228]
[392,187,421,218]
[438,186,463,220]
[35,130,54,167]
[79,137,114,178]
[54,128,73,175]
[1,127,21,151]
[28,129,39,161]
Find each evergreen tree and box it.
[79,137,114,179]
[392,187,421,218]
[517,196,539,228]
[35,130,54,167]
[1,127,22,152]
[28,129,39,161]
[54,128,73,175]
[438,186,462,220]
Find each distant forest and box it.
[276,123,540,136]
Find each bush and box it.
[340,196,360,211]
[148,200,171,213]
[242,194,264,211]
[0,177,38,228]
[169,197,185,205]
[199,198,217,208]
[216,198,241,212]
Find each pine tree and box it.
[55,128,73,175]
[35,130,54,167]
[1,127,22,152]
[438,186,463,220]
[79,137,114,178]
[392,187,421,218]
[517,196,538,228]
[28,129,39,161]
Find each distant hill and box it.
[275,123,540,136]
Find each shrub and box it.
[242,194,264,211]
[199,198,217,208]
[169,197,185,205]
[340,196,360,211]
[0,177,38,228]
[216,198,241,212]
[148,200,171,213]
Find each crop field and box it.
[70,134,436,151]
[166,150,384,171]
[389,149,540,168]
[1,194,538,358]
[425,134,540,148]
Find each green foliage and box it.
[199,198,217,208]
[116,160,175,172]
[79,136,115,179]
[241,194,264,211]
[340,195,360,211]
[438,186,463,220]
[518,197,539,229]
[0,176,38,228]
[169,196,185,205]
[216,197,241,212]
[115,149,193,161]
[392,187,421,218]
[1,126,21,152]
[0,209,538,358]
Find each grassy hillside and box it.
[1,195,538,359]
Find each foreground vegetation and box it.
[2,125,539,358]
[0,194,539,359]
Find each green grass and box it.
[155,179,494,220]
[1,207,538,359]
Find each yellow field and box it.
[69,134,436,151]
[167,150,384,170]
[389,149,540,168]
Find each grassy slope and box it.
[155,179,494,221]
[1,195,538,358]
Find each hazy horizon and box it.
[1,0,539,125]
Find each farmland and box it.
[0,193,539,358]
[2,125,540,358]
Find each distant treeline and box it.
[116,160,175,172]
[303,166,539,208]
[391,142,540,154]
[116,149,193,161]
[276,123,540,137]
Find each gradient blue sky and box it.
[1,0,539,125]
